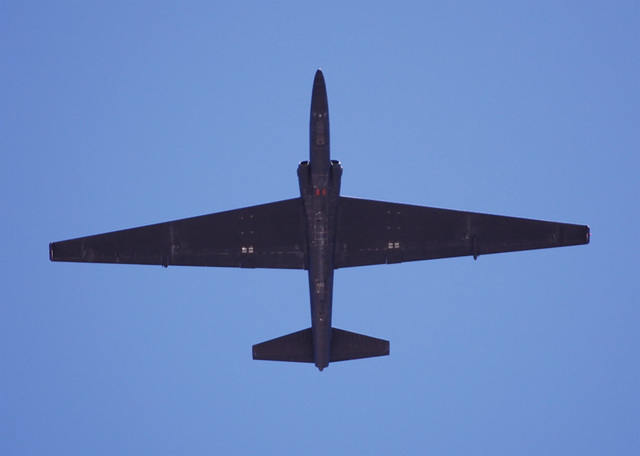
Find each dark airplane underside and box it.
[50,70,590,371]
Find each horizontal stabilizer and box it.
[253,328,314,363]
[330,328,389,362]
[252,327,389,364]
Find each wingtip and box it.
[585,225,591,245]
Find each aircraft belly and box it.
[306,205,336,370]
[308,264,333,370]
[302,164,340,370]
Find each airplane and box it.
[50,69,590,371]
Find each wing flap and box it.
[50,198,307,269]
[335,197,589,268]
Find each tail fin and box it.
[252,328,389,364]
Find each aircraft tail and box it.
[252,328,389,364]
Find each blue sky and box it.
[1,2,638,455]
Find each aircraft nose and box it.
[311,69,328,115]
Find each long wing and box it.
[50,198,306,269]
[335,197,589,268]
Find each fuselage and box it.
[297,70,342,370]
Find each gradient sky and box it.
[2,2,638,455]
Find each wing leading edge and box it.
[335,197,590,268]
[50,198,307,269]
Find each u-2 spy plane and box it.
[50,70,590,371]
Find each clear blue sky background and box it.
[2,2,638,455]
